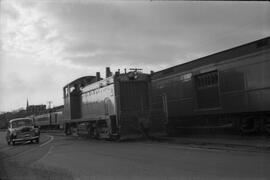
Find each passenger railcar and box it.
[34,110,63,129]
[151,37,270,135]
[63,68,152,139]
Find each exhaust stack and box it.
[96,72,101,81]
[106,67,112,78]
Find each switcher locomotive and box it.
[151,37,270,135]
[63,68,152,139]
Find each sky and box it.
[0,0,269,112]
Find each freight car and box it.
[63,68,151,139]
[34,110,63,129]
[151,37,270,135]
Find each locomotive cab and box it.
[63,76,96,120]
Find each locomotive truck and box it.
[150,37,270,135]
[63,68,152,139]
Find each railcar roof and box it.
[152,36,270,79]
[63,76,96,88]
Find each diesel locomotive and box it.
[63,68,152,139]
[151,37,270,135]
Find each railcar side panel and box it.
[219,50,270,113]
[81,82,116,120]
[34,111,63,129]
[194,70,220,109]
[34,114,50,127]
[56,111,64,129]
[151,37,270,134]
[151,73,193,117]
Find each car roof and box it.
[9,118,33,123]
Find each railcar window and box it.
[196,71,218,89]
[196,70,219,108]
[181,73,192,81]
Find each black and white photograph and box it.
[0,0,270,179]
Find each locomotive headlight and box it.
[128,72,138,80]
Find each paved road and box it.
[0,132,72,180]
[1,132,270,180]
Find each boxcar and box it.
[63,68,152,139]
[151,37,270,135]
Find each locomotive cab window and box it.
[64,87,69,97]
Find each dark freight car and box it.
[63,68,151,139]
[151,37,270,135]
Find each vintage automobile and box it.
[6,118,40,145]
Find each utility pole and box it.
[47,101,53,109]
[47,101,53,127]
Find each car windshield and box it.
[11,119,33,128]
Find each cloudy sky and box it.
[0,0,269,112]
